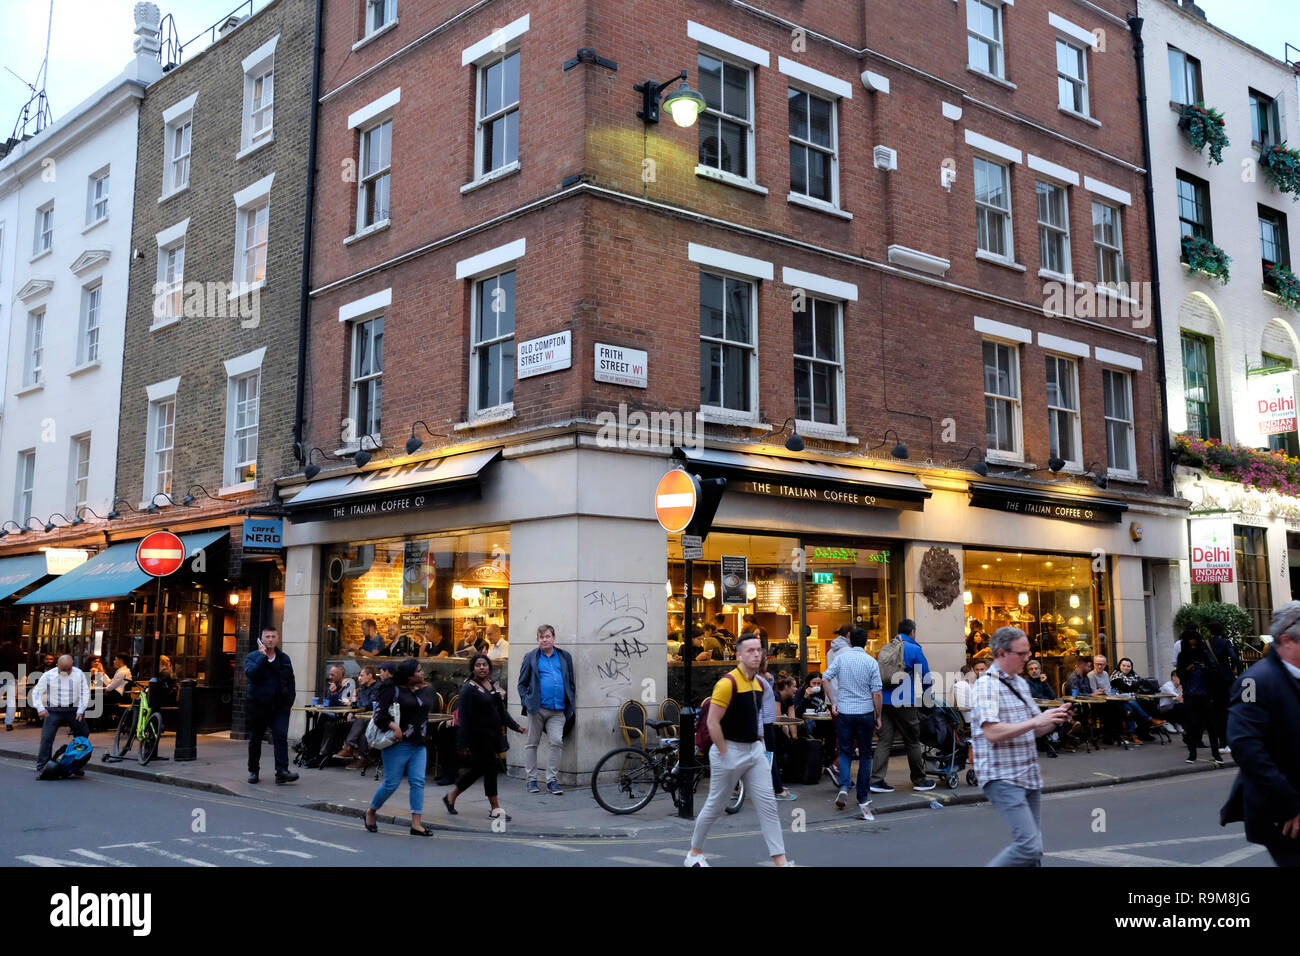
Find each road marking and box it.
[525,841,583,852]
[16,855,77,867]
[608,856,671,866]
[70,849,136,867]
[1092,772,1120,779]
[100,841,217,867]
[1201,845,1266,867]
[1047,848,1196,867]
[279,827,359,852]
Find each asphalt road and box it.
[1,755,1264,868]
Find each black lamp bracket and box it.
[636,70,688,124]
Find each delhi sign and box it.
[1189,517,1234,584]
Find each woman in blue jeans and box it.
[365,659,436,836]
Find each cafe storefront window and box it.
[963,549,1111,693]
[320,527,509,696]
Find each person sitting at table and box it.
[325,664,354,707]
[794,673,828,718]
[1100,655,1159,745]
[775,675,798,736]
[485,624,509,661]
[1157,670,1186,735]
[456,621,487,658]
[336,664,380,767]
[420,623,453,658]
[953,663,976,724]
[103,653,132,714]
[1023,659,1054,699]
[359,619,383,656]
[384,622,420,658]
[966,620,986,658]
[697,625,725,662]
[1067,658,1094,697]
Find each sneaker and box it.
[1220,745,1231,753]
[869,783,895,794]
[913,780,937,792]
[683,851,709,867]
[547,780,564,795]
[775,790,797,801]
[835,789,848,809]
[858,802,875,821]
[527,780,541,794]
[1185,757,1197,764]
[1212,756,1225,767]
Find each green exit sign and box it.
[812,572,834,584]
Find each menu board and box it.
[755,578,849,613]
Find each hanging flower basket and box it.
[1267,263,1300,310]
[1180,103,1229,165]
[1260,143,1300,201]
[1175,434,1300,495]
[1182,234,1231,284]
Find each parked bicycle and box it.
[591,719,744,815]
[108,679,163,765]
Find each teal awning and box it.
[16,530,228,605]
[0,553,52,600]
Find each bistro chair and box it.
[659,698,681,738]
[618,699,648,748]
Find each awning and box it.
[676,447,932,511]
[284,448,502,522]
[968,482,1128,524]
[0,553,52,600]
[17,530,228,605]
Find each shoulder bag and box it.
[365,692,403,750]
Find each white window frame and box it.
[1055,37,1089,117]
[967,0,1005,79]
[239,35,278,156]
[792,295,846,433]
[143,377,181,505]
[364,0,397,37]
[983,338,1023,463]
[1045,353,1082,470]
[356,118,392,233]
[974,156,1014,261]
[69,434,91,518]
[1167,46,1202,107]
[1103,367,1137,478]
[699,270,760,422]
[696,50,756,185]
[1092,201,1123,287]
[350,316,384,445]
[473,48,521,181]
[232,174,274,293]
[86,168,110,226]
[23,309,44,387]
[786,85,840,209]
[1036,179,1071,278]
[33,202,53,257]
[153,218,189,327]
[15,450,35,522]
[456,240,524,421]
[222,348,265,492]
[79,282,102,366]
[470,271,517,415]
[161,93,197,198]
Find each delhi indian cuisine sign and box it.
[1189,517,1234,584]
[1250,370,1297,438]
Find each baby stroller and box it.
[919,704,978,790]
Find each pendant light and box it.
[702,578,716,599]
[1017,591,1029,607]
[962,590,973,605]
[1069,593,1080,608]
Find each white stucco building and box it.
[0,15,163,535]
[1138,0,1300,637]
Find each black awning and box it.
[968,482,1128,524]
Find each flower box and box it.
[1259,144,1300,201]
[1267,264,1300,311]
[1180,103,1229,165]
[1181,235,1231,284]
[1175,434,1300,495]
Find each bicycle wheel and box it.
[591,747,658,814]
[725,780,745,814]
[139,713,163,765]
[113,705,137,757]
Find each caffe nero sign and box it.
[968,484,1126,524]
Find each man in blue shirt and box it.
[822,628,883,819]
[516,624,575,794]
[869,619,936,793]
[359,619,383,655]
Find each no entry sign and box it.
[655,469,699,534]
[136,531,187,577]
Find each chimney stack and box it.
[133,2,161,57]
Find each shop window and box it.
[320,528,510,693]
[962,549,1109,694]
[126,588,216,682]
[1180,330,1219,441]
[1234,525,1271,639]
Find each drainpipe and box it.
[292,0,324,466]
[1128,15,1175,499]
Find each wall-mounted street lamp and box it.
[405,420,449,455]
[870,429,909,460]
[180,485,222,506]
[47,512,87,528]
[146,493,176,515]
[635,70,706,126]
[770,418,804,452]
[353,435,385,469]
[1085,461,1109,489]
[0,520,27,537]
[303,448,330,480]
[954,446,989,477]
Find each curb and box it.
[302,801,641,839]
[1,747,239,796]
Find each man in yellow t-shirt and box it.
[684,634,789,867]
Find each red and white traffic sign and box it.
[655,469,699,534]
[136,531,187,577]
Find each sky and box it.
[0,0,1296,138]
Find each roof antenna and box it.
[8,0,54,141]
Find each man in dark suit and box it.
[1221,601,1300,866]
[244,627,298,785]
[1206,621,1240,751]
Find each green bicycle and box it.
[110,679,163,765]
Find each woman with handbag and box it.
[441,654,525,821]
[364,659,436,836]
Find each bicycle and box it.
[591,719,745,815]
[108,679,163,765]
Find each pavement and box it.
[0,722,1236,840]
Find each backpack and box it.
[41,736,93,780]
[876,636,908,686]
[695,673,739,752]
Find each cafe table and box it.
[293,705,366,736]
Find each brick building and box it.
[279,0,1188,777]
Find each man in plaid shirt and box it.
[971,627,1072,866]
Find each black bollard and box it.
[174,679,197,761]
